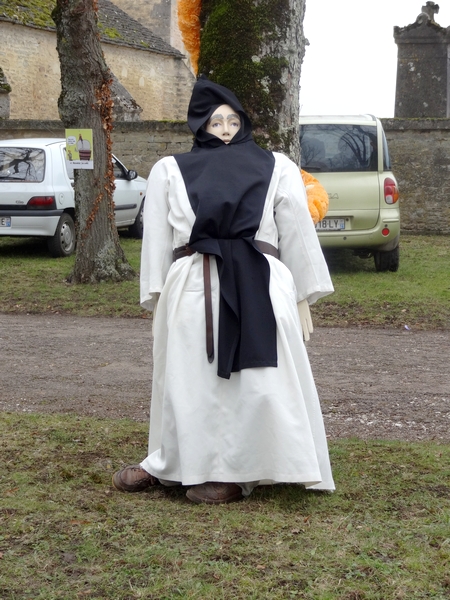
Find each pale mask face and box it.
[205,104,241,143]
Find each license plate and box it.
[0,216,11,227]
[316,218,346,231]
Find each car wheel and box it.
[128,199,144,238]
[374,246,399,272]
[47,213,76,257]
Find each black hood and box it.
[187,75,253,147]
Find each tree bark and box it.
[53,0,134,282]
[198,0,306,163]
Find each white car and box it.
[0,138,147,257]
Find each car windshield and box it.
[300,124,378,173]
[0,147,45,182]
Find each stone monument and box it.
[394,2,450,117]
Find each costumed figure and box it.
[113,76,335,504]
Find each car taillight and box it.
[27,196,56,210]
[384,178,399,205]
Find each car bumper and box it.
[0,210,63,237]
[317,217,400,251]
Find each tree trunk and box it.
[198,0,306,164]
[52,0,134,283]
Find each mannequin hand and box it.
[297,299,313,342]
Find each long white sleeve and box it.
[140,158,174,311]
[272,153,334,305]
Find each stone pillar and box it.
[0,67,11,119]
[394,2,450,117]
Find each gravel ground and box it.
[1,313,449,442]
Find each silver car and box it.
[0,138,147,257]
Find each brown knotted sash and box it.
[173,241,279,365]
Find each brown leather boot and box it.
[186,482,244,505]
[112,465,159,492]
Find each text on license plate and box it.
[316,218,346,231]
[0,216,11,227]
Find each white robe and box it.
[139,152,335,491]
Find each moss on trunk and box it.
[198,0,303,159]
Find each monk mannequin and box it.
[112,77,334,504]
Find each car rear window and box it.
[300,124,378,173]
[0,147,45,182]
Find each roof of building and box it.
[0,0,184,58]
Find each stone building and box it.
[0,0,194,121]
[112,0,187,59]
[394,2,450,118]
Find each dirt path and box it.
[1,313,449,442]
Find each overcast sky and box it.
[300,0,450,118]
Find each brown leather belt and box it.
[173,241,279,363]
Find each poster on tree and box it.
[65,129,93,169]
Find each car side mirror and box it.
[127,170,138,181]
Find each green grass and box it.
[0,234,144,317]
[0,233,449,328]
[1,412,449,599]
[1,237,449,597]
[313,235,450,329]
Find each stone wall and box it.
[0,21,194,121]
[381,118,450,234]
[111,120,192,176]
[0,120,192,178]
[1,118,449,235]
[103,44,193,121]
[1,24,61,121]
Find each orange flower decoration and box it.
[301,169,329,224]
[177,0,202,73]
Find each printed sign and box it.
[65,129,93,170]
